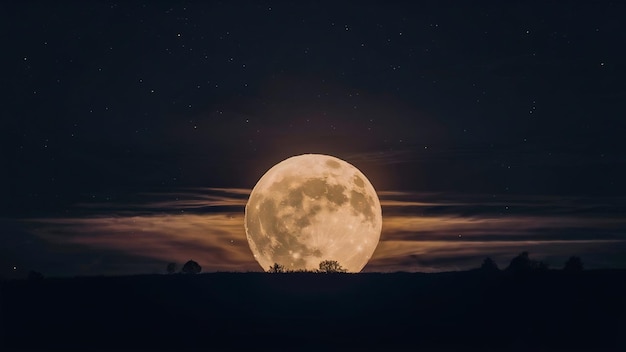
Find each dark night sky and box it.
[2,1,626,277]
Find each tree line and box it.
[165,253,584,275]
[15,252,585,281]
[479,252,584,274]
[164,259,348,274]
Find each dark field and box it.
[2,270,625,351]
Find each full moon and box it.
[244,154,382,272]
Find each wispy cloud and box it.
[28,212,257,273]
[370,190,626,271]
[18,188,626,276]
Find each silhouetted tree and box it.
[506,252,552,274]
[27,270,44,281]
[181,260,201,274]
[480,257,500,272]
[506,252,532,274]
[564,256,584,273]
[166,262,177,274]
[268,263,285,273]
[317,260,347,273]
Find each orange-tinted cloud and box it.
[22,188,626,275]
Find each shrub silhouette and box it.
[166,262,177,274]
[564,256,583,273]
[480,257,499,272]
[506,252,532,274]
[268,263,285,273]
[317,260,347,273]
[181,260,201,274]
[506,252,551,274]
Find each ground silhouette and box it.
[2,268,625,351]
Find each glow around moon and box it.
[244,154,382,272]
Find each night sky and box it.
[2,1,626,278]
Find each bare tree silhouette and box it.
[181,260,201,274]
[317,260,347,273]
[268,263,285,273]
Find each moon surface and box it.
[244,154,382,272]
